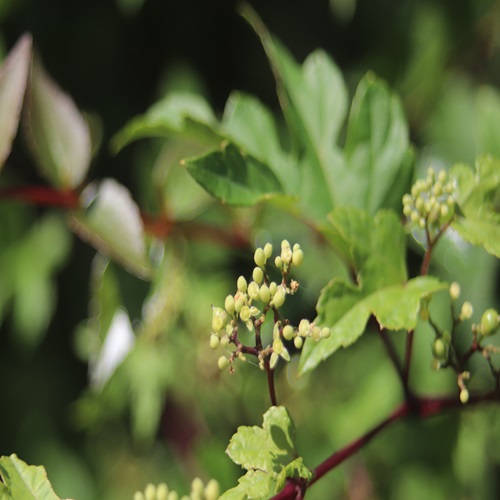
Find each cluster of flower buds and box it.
[210,240,330,372]
[402,167,456,231]
[134,478,219,500]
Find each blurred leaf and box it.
[222,91,294,191]
[450,156,500,258]
[276,457,313,491]
[475,86,500,158]
[9,213,71,348]
[244,13,347,219]
[222,406,306,498]
[68,179,151,279]
[0,33,31,169]
[299,276,446,374]
[322,207,407,290]
[342,72,413,213]
[23,57,91,189]
[0,454,60,499]
[184,142,283,206]
[111,92,222,153]
[219,470,273,500]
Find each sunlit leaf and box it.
[111,91,222,153]
[222,91,294,191]
[0,454,60,500]
[342,72,414,213]
[184,142,283,206]
[299,276,446,374]
[23,57,91,189]
[68,178,151,279]
[223,406,306,498]
[450,156,500,258]
[0,34,32,169]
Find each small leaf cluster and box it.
[134,478,219,500]
[424,282,500,403]
[210,240,330,372]
[403,167,456,234]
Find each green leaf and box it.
[222,91,294,191]
[0,34,32,170]
[111,92,222,153]
[68,178,151,279]
[322,207,407,290]
[342,72,414,214]
[0,454,60,499]
[299,276,447,375]
[219,470,274,500]
[23,57,91,189]
[184,142,283,206]
[223,406,309,498]
[450,156,500,258]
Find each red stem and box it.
[0,185,80,208]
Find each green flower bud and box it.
[283,325,294,341]
[298,319,310,336]
[415,197,424,212]
[449,282,460,300]
[191,478,204,497]
[312,326,321,341]
[237,276,247,293]
[402,193,412,205]
[134,492,145,500]
[280,346,290,362]
[248,281,260,300]
[273,321,281,340]
[433,338,446,359]
[234,294,245,313]
[157,484,168,500]
[252,266,264,284]
[240,305,251,322]
[294,336,303,349]
[263,242,273,258]
[272,287,286,308]
[204,479,220,500]
[281,246,293,264]
[254,247,266,268]
[145,484,156,500]
[321,327,331,338]
[259,284,271,303]
[275,256,283,268]
[212,307,228,332]
[403,204,413,216]
[210,334,220,350]
[220,335,229,346]
[249,306,260,317]
[460,301,473,320]
[167,492,178,500]
[225,295,235,315]
[460,388,469,404]
[480,308,500,336]
[269,281,277,296]
[273,338,284,355]
[218,356,229,370]
[292,248,304,267]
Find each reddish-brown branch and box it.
[0,186,80,208]
[272,390,500,499]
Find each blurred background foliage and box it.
[1,0,500,498]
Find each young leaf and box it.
[68,179,151,279]
[111,92,222,153]
[299,276,447,375]
[0,34,32,170]
[450,156,500,258]
[222,91,294,191]
[0,454,60,500]
[184,142,283,206]
[24,57,91,189]
[342,72,414,214]
[222,406,310,498]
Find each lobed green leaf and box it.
[299,276,447,375]
[0,454,60,500]
[184,142,283,206]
